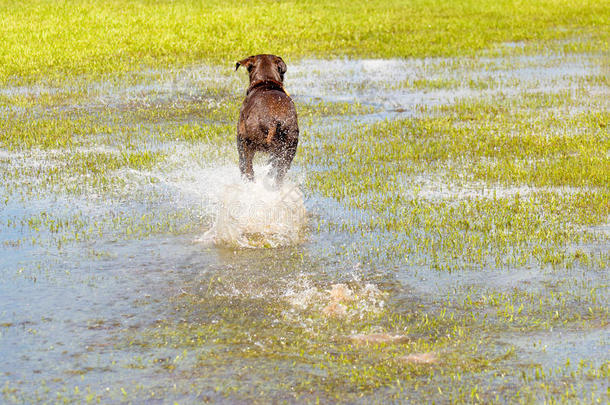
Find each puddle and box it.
[401,172,593,202]
[1,45,608,402]
[505,328,610,369]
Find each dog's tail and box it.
[266,122,281,145]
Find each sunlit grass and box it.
[0,2,608,402]
[0,0,608,82]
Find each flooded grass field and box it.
[1,17,609,405]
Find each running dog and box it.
[235,54,298,185]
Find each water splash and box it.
[284,277,386,320]
[196,172,307,248]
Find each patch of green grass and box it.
[300,87,609,270]
[131,102,239,125]
[68,150,159,173]
[298,101,377,118]
[404,77,462,90]
[116,272,607,403]
[0,0,608,82]
[0,113,111,150]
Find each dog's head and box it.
[235,54,287,85]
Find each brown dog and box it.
[235,54,298,185]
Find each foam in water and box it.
[196,171,307,248]
[284,278,387,320]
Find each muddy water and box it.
[1,50,608,402]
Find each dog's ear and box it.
[276,57,287,76]
[235,56,255,72]
[275,57,287,81]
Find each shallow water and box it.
[1,45,608,403]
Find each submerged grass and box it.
[117,273,607,403]
[302,87,609,271]
[1,2,609,403]
[2,54,608,402]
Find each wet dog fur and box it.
[235,54,299,185]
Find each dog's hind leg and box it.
[238,140,255,181]
[272,136,298,186]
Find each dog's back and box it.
[239,82,298,149]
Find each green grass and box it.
[115,273,607,403]
[0,0,608,82]
[1,1,608,404]
[301,87,609,270]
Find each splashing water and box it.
[284,277,387,320]
[196,171,307,248]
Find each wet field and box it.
[1,41,608,403]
